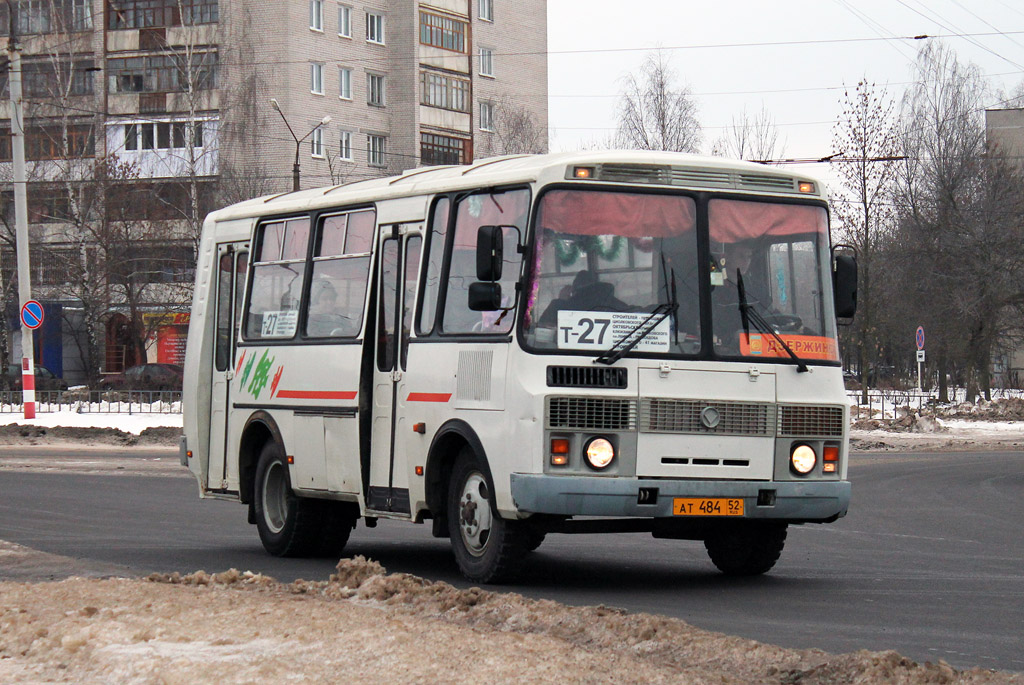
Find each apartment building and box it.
[0,0,548,383]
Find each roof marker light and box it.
[574,166,594,179]
[798,181,815,194]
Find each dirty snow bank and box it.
[0,554,1016,684]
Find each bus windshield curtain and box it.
[709,200,827,242]
[537,190,695,237]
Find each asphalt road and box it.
[0,447,1022,673]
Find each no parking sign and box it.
[21,300,44,330]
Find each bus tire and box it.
[524,529,546,552]
[447,449,527,583]
[253,441,321,557]
[704,522,787,576]
[316,502,358,558]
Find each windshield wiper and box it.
[737,271,809,373]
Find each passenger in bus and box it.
[307,280,354,337]
[538,269,628,325]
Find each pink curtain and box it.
[709,200,827,242]
[538,190,696,237]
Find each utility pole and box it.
[6,3,36,419]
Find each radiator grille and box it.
[640,398,773,436]
[778,405,845,437]
[546,396,637,431]
[547,366,627,389]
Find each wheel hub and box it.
[458,473,492,557]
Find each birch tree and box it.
[614,51,701,153]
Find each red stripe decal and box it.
[22,372,35,391]
[275,390,357,400]
[407,392,452,403]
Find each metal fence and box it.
[0,390,182,414]
[847,388,1024,419]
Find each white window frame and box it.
[367,134,387,167]
[479,47,494,78]
[310,0,323,31]
[338,67,352,100]
[337,4,352,37]
[311,127,325,158]
[367,73,386,107]
[339,131,353,161]
[366,12,385,44]
[478,0,493,22]
[311,62,324,95]
[479,100,495,132]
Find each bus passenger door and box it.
[207,243,248,491]
[369,224,422,514]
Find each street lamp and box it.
[270,98,331,192]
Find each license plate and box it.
[673,497,744,516]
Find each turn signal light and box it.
[823,445,839,462]
[186,450,193,460]
[287,455,295,464]
[823,463,837,473]
[550,438,570,466]
[573,166,595,179]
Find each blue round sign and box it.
[915,326,925,350]
[21,300,44,330]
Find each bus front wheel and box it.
[447,449,527,583]
[253,441,323,557]
[704,522,787,576]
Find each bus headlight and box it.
[584,437,615,470]
[790,444,817,475]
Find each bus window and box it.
[417,197,450,335]
[214,253,233,371]
[305,209,375,338]
[377,238,399,371]
[441,188,529,334]
[244,217,309,340]
[401,236,421,368]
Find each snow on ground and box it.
[0,408,181,434]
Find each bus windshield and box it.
[521,189,838,363]
[522,188,702,355]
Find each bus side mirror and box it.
[468,282,502,311]
[476,226,503,281]
[833,253,858,320]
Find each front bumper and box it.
[510,474,850,522]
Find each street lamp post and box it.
[270,99,331,192]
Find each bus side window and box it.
[417,197,450,335]
[214,253,233,371]
[305,209,375,338]
[441,189,529,334]
[245,217,309,340]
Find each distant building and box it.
[0,0,548,383]
[985,107,1024,388]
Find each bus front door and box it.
[368,224,422,515]
[207,242,248,492]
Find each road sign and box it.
[20,300,43,330]
[917,350,925,363]
[915,326,925,350]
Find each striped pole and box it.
[22,357,35,420]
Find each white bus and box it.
[182,151,858,583]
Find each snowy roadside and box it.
[0,549,1016,684]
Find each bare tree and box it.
[831,80,901,400]
[478,97,547,157]
[614,51,701,153]
[711,106,785,162]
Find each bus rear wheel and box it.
[253,441,323,557]
[447,449,527,583]
[704,522,787,576]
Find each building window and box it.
[339,131,353,160]
[367,134,387,167]
[421,133,469,166]
[309,0,323,30]
[420,70,469,112]
[105,0,218,30]
[122,120,205,152]
[419,11,466,53]
[366,12,384,44]
[338,4,351,36]
[108,52,218,93]
[367,73,385,107]
[311,62,324,94]
[311,128,324,158]
[478,0,493,22]
[338,67,352,99]
[480,100,494,131]
[479,47,494,77]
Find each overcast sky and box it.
[546,0,1024,187]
